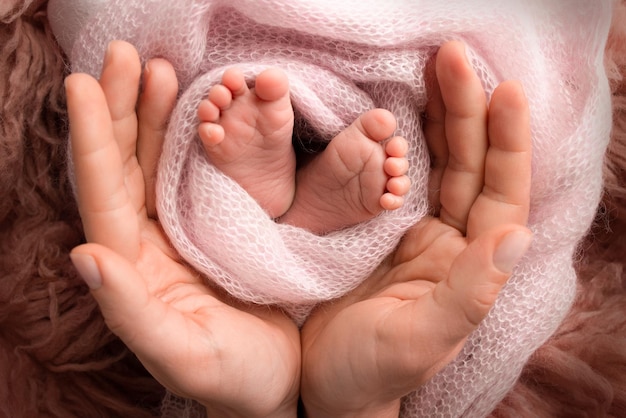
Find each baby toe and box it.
[198,122,226,147]
[221,67,248,97]
[384,157,409,177]
[386,175,411,196]
[197,99,220,122]
[380,193,404,210]
[385,136,409,158]
[209,84,235,110]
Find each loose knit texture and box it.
[48,0,616,417]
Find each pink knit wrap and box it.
[53,0,613,416]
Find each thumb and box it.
[322,225,533,403]
[381,226,532,391]
[69,243,166,352]
[434,225,533,340]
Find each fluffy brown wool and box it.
[0,1,164,417]
[0,1,624,417]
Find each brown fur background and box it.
[1,1,624,417]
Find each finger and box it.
[137,58,179,218]
[66,73,141,261]
[436,41,489,233]
[99,40,142,165]
[423,50,448,212]
[378,226,532,391]
[97,41,149,219]
[467,80,532,240]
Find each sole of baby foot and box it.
[196,67,296,218]
[280,108,411,234]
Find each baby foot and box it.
[197,67,296,218]
[280,109,411,234]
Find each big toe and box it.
[254,68,290,102]
[359,109,397,142]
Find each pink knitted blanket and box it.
[51,0,613,416]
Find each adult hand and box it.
[300,40,533,418]
[66,41,300,418]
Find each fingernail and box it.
[70,253,103,290]
[493,230,533,273]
